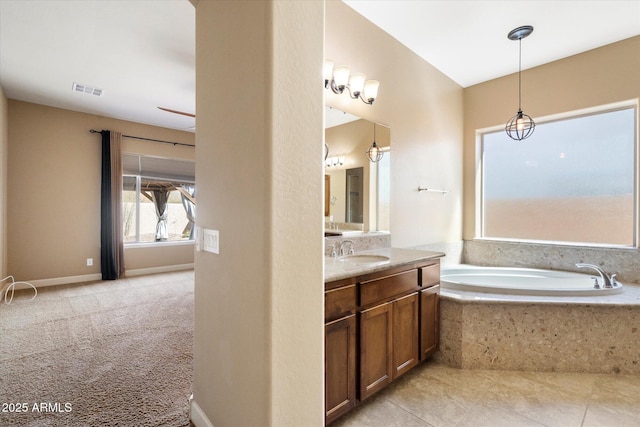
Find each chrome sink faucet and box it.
[338,240,355,257]
[575,263,617,288]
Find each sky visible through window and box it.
[481,106,635,246]
[483,108,634,200]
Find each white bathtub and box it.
[441,265,624,296]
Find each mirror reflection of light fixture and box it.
[325,156,345,168]
[324,60,380,105]
[505,25,535,141]
[366,123,384,163]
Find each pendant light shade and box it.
[366,123,384,162]
[506,109,535,140]
[505,25,535,141]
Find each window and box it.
[479,103,636,247]
[377,150,390,231]
[122,154,195,244]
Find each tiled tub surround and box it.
[412,241,464,266]
[437,285,640,374]
[464,239,640,284]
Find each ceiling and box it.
[0,0,195,132]
[1,1,639,132]
[344,1,640,88]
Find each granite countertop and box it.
[324,247,444,282]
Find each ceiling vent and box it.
[72,82,103,97]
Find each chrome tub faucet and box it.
[575,263,618,288]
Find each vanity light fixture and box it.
[323,60,380,105]
[366,123,384,163]
[505,25,536,141]
[325,156,345,168]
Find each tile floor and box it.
[331,360,640,427]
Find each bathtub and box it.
[441,265,624,296]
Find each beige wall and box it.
[0,85,7,277]
[463,36,640,240]
[325,1,464,248]
[192,1,323,426]
[7,100,195,281]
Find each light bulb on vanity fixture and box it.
[325,156,345,168]
[505,25,536,141]
[324,60,380,105]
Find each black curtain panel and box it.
[100,130,125,280]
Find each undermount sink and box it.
[337,254,390,265]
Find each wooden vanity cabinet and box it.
[324,282,357,424]
[420,263,440,360]
[393,292,420,376]
[359,271,420,401]
[325,314,356,424]
[359,300,394,400]
[325,259,440,424]
[420,284,440,359]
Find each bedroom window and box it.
[122,154,195,244]
[479,102,637,247]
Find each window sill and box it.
[125,240,195,249]
[473,237,637,251]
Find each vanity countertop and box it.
[325,247,444,282]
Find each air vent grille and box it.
[72,82,103,96]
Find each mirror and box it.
[324,107,390,234]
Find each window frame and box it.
[122,154,196,246]
[475,99,639,249]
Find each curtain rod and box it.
[89,129,195,148]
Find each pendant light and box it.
[505,25,535,141]
[366,122,384,163]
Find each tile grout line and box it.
[381,395,436,427]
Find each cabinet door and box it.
[359,301,393,401]
[325,315,356,424]
[420,285,440,360]
[393,292,419,378]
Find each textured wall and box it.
[326,1,464,248]
[193,1,324,425]
[7,101,194,281]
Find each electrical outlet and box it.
[87,258,93,266]
[203,229,219,254]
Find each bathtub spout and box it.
[575,263,615,288]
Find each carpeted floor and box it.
[0,271,194,426]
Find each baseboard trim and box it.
[27,273,103,289]
[15,264,194,290]
[190,396,215,427]
[125,263,194,277]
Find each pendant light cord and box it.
[518,37,522,111]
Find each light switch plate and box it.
[203,229,219,254]
[194,226,203,251]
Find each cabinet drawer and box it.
[360,270,418,307]
[325,284,357,320]
[421,263,440,287]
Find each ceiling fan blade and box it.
[158,106,196,118]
